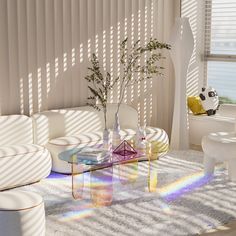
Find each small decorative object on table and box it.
[77,147,110,165]
[135,125,147,155]
[113,140,137,157]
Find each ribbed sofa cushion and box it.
[48,129,137,146]
[46,127,169,173]
[0,144,44,158]
[0,145,51,190]
[32,104,139,146]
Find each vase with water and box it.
[112,112,121,148]
[103,128,111,150]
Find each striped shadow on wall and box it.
[0,0,162,126]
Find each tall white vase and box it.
[103,128,111,150]
[169,17,194,150]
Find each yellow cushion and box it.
[187,96,206,115]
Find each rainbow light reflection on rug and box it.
[43,171,71,186]
[59,204,95,221]
[47,171,69,179]
[160,201,172,215]
[158,171,213,202]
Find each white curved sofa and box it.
[32,104,169,173]
[0,115,51,190]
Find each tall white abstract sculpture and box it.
[169,17,194,150]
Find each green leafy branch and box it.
[85,38,171,130]
[85,53,118,130]
[117,38,171,113]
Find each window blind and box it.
[205,0,236,58]
[204,0,236,103]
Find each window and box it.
[205,0,236,104]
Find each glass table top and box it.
[58,145,158,203]
[59,147,145,166]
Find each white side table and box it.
[202,132,236,181]
[0,191,45,236]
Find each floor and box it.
[201,220,236,235]
[191,145,236,236]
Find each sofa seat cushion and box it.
[48,129,137,146]
[0,144,52,190]
[48,131,103,146]
[0,144,44,158]
[48,128,168,147]
[46,127,169,174]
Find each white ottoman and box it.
[0,191,45,236]
[202,132,236,181]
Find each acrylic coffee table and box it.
[59,146,158,206]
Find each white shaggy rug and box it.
[18,150,236,236]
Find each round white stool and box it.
[0,191,45,236]
[202,132,236,181]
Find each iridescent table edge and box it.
[59,145,161,201]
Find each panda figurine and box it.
[199,87,219,116]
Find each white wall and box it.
[0,0,176,134]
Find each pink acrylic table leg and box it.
[71,158,84,200]
[90,166,113,206]
[118,160,138,185]
[148,158,158,193]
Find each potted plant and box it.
[85,38,171,147]
[113,38,171,141]
[85,53,118,147]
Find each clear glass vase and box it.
[103,128,111,150]
[112,112,121,148]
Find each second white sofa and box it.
[32,104,169,173]
[0,115,51,190]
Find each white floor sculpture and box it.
[169,17,194,150]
